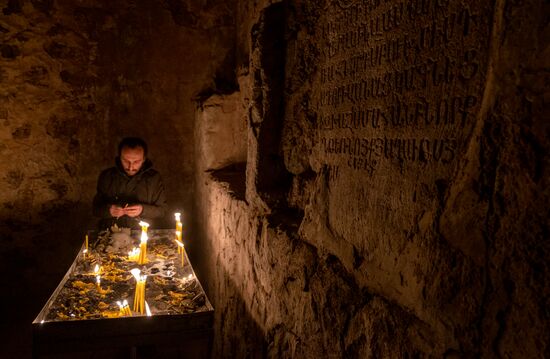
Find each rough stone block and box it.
[197,92,247,171]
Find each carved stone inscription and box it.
[314,0,491,177]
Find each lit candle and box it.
[131,268,147,314]
[138,231,148,265]
[116,300,124,315]
[94,264,101,275]
[131,268,141,312]
[96,275,101,289]
[117,300,132,316]
[131,268,140,279]
[175,212,182,237]
[128,247,140,261]
[175,231,182,254]
[84,235,88,259]
[124,300,131,316]
[139,221,150,234]
[175,239,185,266]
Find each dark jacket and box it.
[92,158,167,230]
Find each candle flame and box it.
[145,301,152,316]
[130,268,141,280]
[188,274,193,280]
[128,247,140,256]
[123,299,129,307]
[83,249,88,254]
[174,212,181,221]
[138,221,150,228]
[94,264,100,274]
[40,320,45,324]
[116,301,123,309]
[96,275,101,285]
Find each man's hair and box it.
[118,137,148,157]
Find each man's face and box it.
[120,146,145,176]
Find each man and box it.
[93,137,167,230]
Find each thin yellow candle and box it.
[182,244,187,267]
[175,212,182,237]
[175,231,182,254]
[175,239,184,266]
[116,300,124,315]
[123,300,131,316]
[138,278,146,313]
[139,242,146,264]
[84,235,88,259]
[123,300,132,316]
[138,231,148,265]
[131,268,146,314]
[131,268,141,312]
[117,300,133,316]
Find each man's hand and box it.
[109,205,126,218]
[124,204,143,218]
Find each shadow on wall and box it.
[0,203,92,358]
[212,265,268,358]
[252,2,293,208]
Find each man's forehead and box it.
[121,146,145,158]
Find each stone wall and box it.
[196,0,549,357]
[0,1,235,356]
[1,2,106,317]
